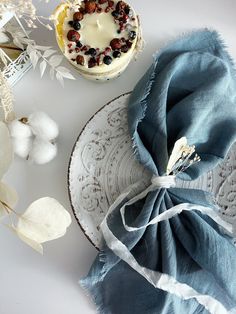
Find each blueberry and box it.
[124,6,130,15]
[76,41,83,48]
[117,29,121,34]
[103,55,112,65]
[85,48,97,56]
[68,20,74,26]
[112,10,119,18]
[73,20,81,30]
[129,30,136,40]
[121,45,129,53]
[113,50,121,58]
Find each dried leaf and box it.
[17,197,71,243]
[0,182,18,209]
[56,72,64,87]
[43,49,56,58]
[57,66,75,80]
[35,45,52,51]
[26,44,34,55]
[49,55,63,67]
[29,50,39,69]
[13,38,24,50]
[45,24,53,31]
[8,225,43,254]
[39,60,47,78]
[0,122,13,179]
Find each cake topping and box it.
[129,30,136,40]
[110,38,122,50]
[103,55,113,65]
[76,55,85,65]
[67,30,80,42]
[111,10,119,18]
[88,57,97,67]
[116,1,126,12]
[64,0,138,68]
[73,12,84,21]
[113,50,121,58]
[85,1,97,13]
[121,44,128,53]
[85,48,97,56]
[73,20,81,30]
[76,41,83,48]
[108,0,115,7]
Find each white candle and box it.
[79,12,117,49]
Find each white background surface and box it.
[1,1,236,313]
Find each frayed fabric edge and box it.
[80,277,111,314]
[130,27,236,161]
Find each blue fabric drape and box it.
[81,30,236,314]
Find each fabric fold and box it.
[81,29,236,314]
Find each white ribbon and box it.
[100,175,235,314]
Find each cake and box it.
[54,0,142,81]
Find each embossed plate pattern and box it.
[68,93,236,249]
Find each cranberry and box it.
[73,12,84,21]
[110,38,122,50]
[85,1,96,13]
[76,55,85,65]
[108,0,114,7]
[116,1,126,12]
[88,57,96,68]
[67,30,80,42]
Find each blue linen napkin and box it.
[80,30,236,314]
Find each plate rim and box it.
[67,91,131,251]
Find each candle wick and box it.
[96,19,101,29]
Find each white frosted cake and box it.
[54,0,142,81]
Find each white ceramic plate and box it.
[68,93,236,249]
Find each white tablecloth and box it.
[1,0,236,313]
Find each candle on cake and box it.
[54,0,142,81]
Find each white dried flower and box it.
[166,137,201,175]
[29,138,57,165]
[28,111,59,141]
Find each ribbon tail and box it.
[100,214,229,314]
[121,202,234,234]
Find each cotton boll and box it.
[8,120,32,138]
[28,112,59,141]
[13,137,33,159]
[29,138,57,165]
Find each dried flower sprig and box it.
[0,1,76,85]
[166,137,201,176]
[1,23,75,86]
[0,71,15,122]
[0,0,53,30]
[26,42,75,86]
